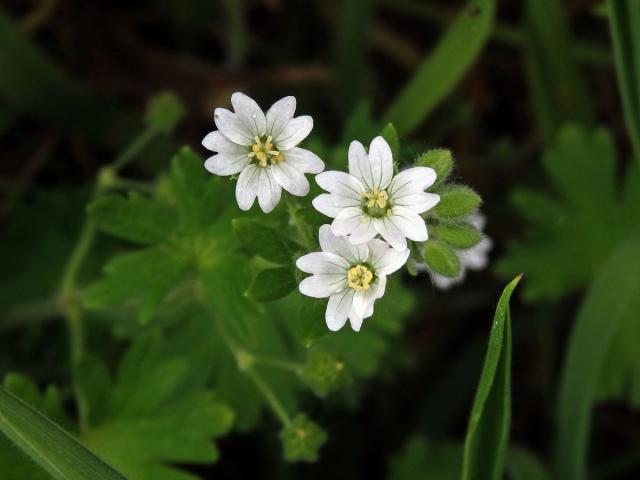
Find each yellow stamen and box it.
[248,136,285,166]
[347,264,373,291]
[362,188,389,209]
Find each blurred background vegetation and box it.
[1,0,639,479]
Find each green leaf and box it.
[145,92,185,134]
[388,437,462,480]
[498,125,640,301]
[245,267,297,303]
[294,297,330,348]
[0,385,126,480]
[81,332,234,480]
[383,0,496,134]
[423,240,460,278]
[233,218,300,264]
[607,0,640,161]
[555,230,640,480]
[88,194,177,245]
[417,149,453,185]
[84,247,190,324]
[507,447,552,480]
[433,186,482,218]
[524,0,593,140]
[462,275,520,480]
[279,414,327,463]
[380,123,400,160]
[430,222,482,249]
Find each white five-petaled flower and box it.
[202,92,324,213]
[313,136,440,250]
[296,225,409,332]
[416,213,493,289]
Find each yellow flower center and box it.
[347,264,373,291]
[362,188,389,208]
[248,135,284,167]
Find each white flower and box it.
[296,225,409,332]
[202,92,324,213]
[417,213,493,289]
[313,136,440,250]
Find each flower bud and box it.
[417,149,453,184]
[300,350,348,397]
[423,240,461,278]
[280,414,327,462]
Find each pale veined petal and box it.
[368,239,410,275]
[346,217,377,245]
[231,92,266,137]
[296,252,349,275]
[374,275,387,299]
[235,164,260,211]
[204,153,250,176]
[214,108,254,146]
[299,274,346,298]
[388,206,428,242]
[316,171,366,200]
[284,147,324,174]
[326,289,355,331]
[202,131,247,153]
[318,224,368,264]
[256,167,282,213]
[347,141,372,189]
[431,271,463,290]
[367,136,394,189]
[388,167,437,197]
[313,194,341,218]
[374,216,408,250]
[332,207,368,237]
[275,116,313,150]
[392,191,440,214]
[350,288,377,328]
[461,237,493,270]
[266,96,296,138]
[271,161,310,196]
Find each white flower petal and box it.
[271,161,310,196]
[332,207,368,237]
[346,217,377,245]
[318,224,368,264]
[266,96,296,138]
[284,147,324,174]
[256,167,282,213]
[461,237,493,270]
[299,274,346,298]
[275,116,313,150]
[313,194,342,217]
[296,252,348,274]
[231,92,266,137]
[388,206,428,242]
[326,289,355,331]
[316,171,365,200]
[431,272,464,290]
[389,167,437,197]
[348,137,393,191]
[368,239,410,275]
[374,217,408,250]
[393,191,440,214]
[367,136,394,188]
[202,131,247,153]
[351,288,376,324]
[374,276,387,299]
[235,164,260,210]
[204,153,250,176]
[214,108,254,146]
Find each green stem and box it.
[253,354,303,374]
[56,125,160,432]
[244,368,292,427]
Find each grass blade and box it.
[0,386,126,480]
[461,274,521,480]
[555,229,640,480]
[382,0,495,135]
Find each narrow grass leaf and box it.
[0,386,126,480]
[462,274,521,480]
